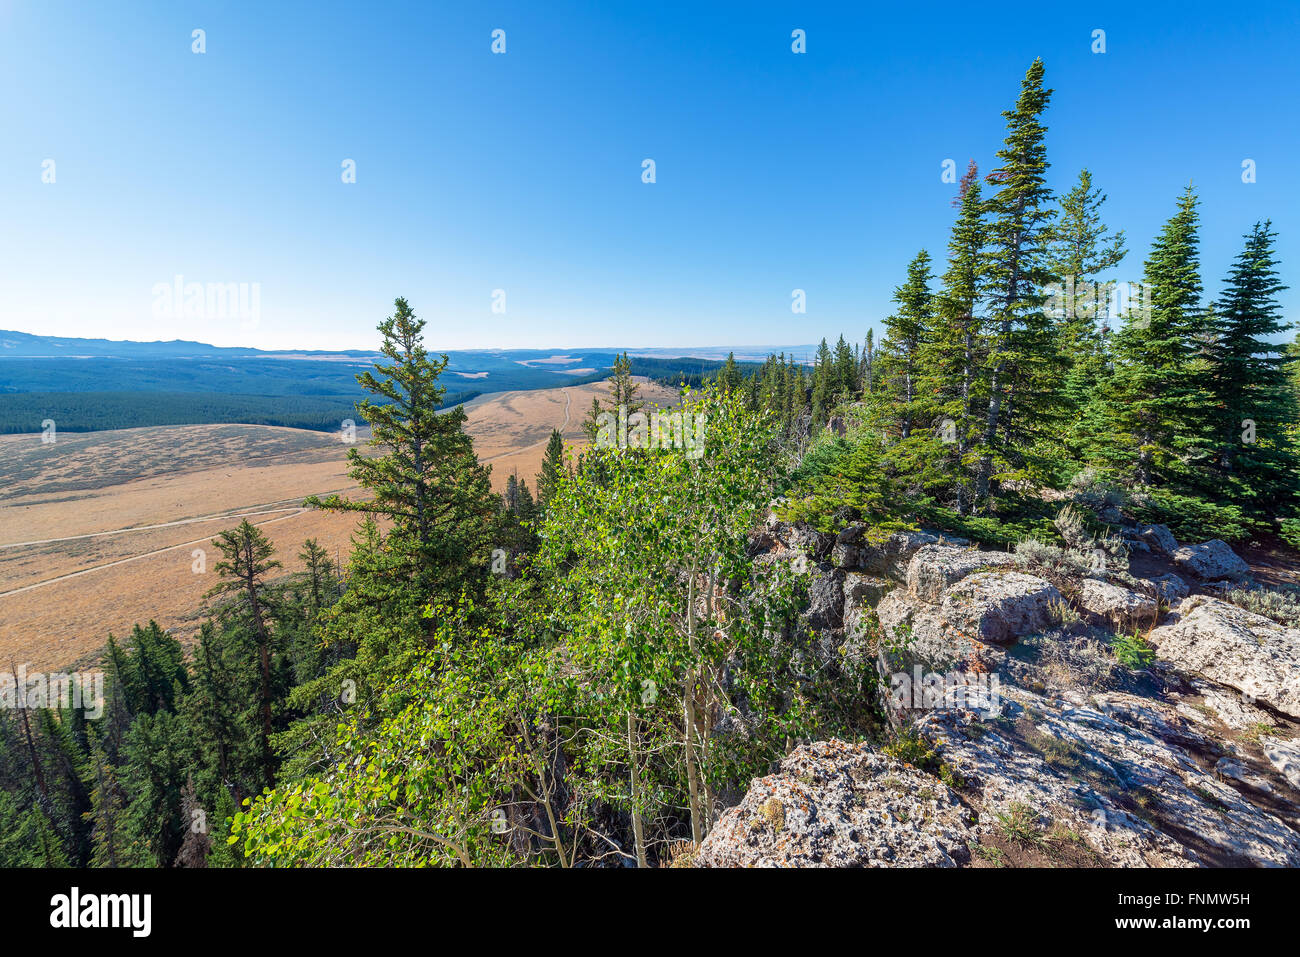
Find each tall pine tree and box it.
[1209,220,1297,509]
[975,58,1061,504]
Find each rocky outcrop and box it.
[939,572,1063,644]
[1077,578,1159,631]
[692,740,976,867]
[802,568,844,631]
[915,690,1300,866]
[1262,737,1300,790]
[833,527,940,579]
[1173,539,1252,582]
[876,590,997,679]
[1148,598,1300,719]
[702,519,1300,868]
[842,572,891,639]
[1146,572,1189,605]
[906,544,1020,603]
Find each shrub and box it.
[1067,468,1126,513]
[1223,586,1300,627]
[1109,629,1156,669]
[1130,489,1260,543]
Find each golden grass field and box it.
[0,377,677,670]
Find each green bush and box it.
[1130,489,1261,543]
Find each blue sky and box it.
[2,0,1297,351]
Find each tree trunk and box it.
[627,712,647,868]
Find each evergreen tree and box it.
[295,538,334,617]
[610,351,642,414]
[206,519,281,786]
[975,58,1062,504]
[860,330,875,395]
[832,335,858,399]
[1048,169,1127,457]
[810,339,834,428]
[536,428,566,508]
[306,297,496,603]
[82,729,127,867]
[1209,220,1297,507]
[917,174,987,511]
[716,352,743,393]
[1094,187,1214,488]
[872,250,934,441]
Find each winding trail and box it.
[479,387,572,464]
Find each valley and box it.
[0,377,677,670]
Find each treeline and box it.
[0,390,478,434]
[623,354,760,390]
[0,309,551,866]
[718,59,1300,546]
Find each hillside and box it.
[0,378,677,670]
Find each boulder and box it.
[874,592,1001,710]
[915,691,1300,866]
[759,518,832,561]
[1214,757,1275,794]
[1136,523,1179,556]
[906,545,1021,603]
[834,527,939,579]
[692,740,975,867]
[1146,572,1189,605]
[1148,598,1300,719]
[1173,539,1251,582]
[1077,579,1159,631]
[939,571,1064,644]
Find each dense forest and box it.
[1,59,1296,868]
[0,357,743,433]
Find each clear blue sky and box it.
[2,0,1297,351]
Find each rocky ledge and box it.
[696,517,1300,867]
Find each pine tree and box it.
[296,538,333,615]
[872,250,934,441]
[917,173,986,512]
[580,396,604,444]
[206,519,281,786]
[1095,187,1215,488]
[1048,169,1127,457]
[861,330,875,395]
[184,621,255,804]
[810,339,834,428]
[536,428,566,508]
[832,335,858,399]
[82,730,126,867]
[610,351,642,414]
[173,778,212,868]
[307,298,496,602]
[1209,220,1297,508]
[975,58,1062,504]
[716,352,743,393]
